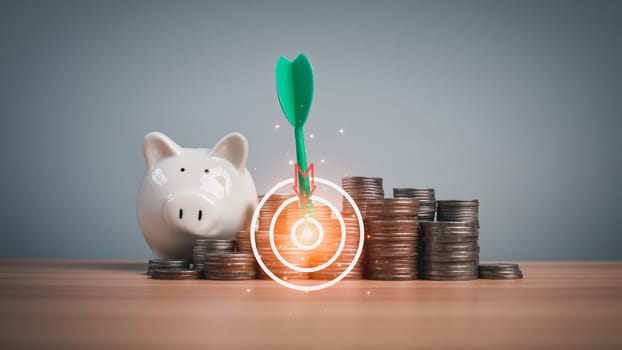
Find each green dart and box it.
[275,54,315,211]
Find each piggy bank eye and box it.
[204,169,210,174]
[180,168,186,172]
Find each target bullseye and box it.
[291,217,324,250]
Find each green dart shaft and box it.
[294,126,309,196]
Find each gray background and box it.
[0,0,620,260]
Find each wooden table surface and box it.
[0,260,621,349]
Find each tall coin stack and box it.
[341,176,384,217]
[435,199,480,268]
[255,196,333,281]
[255,200,309,280]
[364,198,420,280]
[257,194,291,231]
[393,188,436,221]
[309,217,364,280]
[420,221,479,280]
[192,239,236,275]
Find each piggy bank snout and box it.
[164,192,212,233]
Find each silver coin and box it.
[478,272,523,279]
[478,263,520,270]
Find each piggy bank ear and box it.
[142,132,182,169]
[210,132,248,172]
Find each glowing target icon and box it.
[250,177,365,291]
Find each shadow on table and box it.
[80,261,146,272]
[43,260,147,274]
[0,259,152,276]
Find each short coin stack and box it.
[151,268,200,280]
[203,252,257,280]
[192,239,236,274]
[236,229,252,252]
[147,259,190,276]
[393,188,436,221]
[420,221,479,280]
[342,176,384,217]
[310,217,364,280]
[436,200,479,225]
[478,263,523,279]
[364,198,420,280]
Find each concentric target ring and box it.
[269,195,346,273]
[250,177,365,291]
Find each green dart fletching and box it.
[276,54,314,128]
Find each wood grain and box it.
[0,260,621,349]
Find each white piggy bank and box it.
[137,132,258,259]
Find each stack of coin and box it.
[192,239,236,273]
[310,217,365,280]
[257,194,291,231]
[341,176,384,217]
[236,229,252,252]
[151,268,200,280]
[420,221,479,280]
[255,229,311,280]
[478,263,523,279]
[364,198,420,280]
[254,200,333,281]
[147,259,190,276]
[436,200,479,225]
[393,188,436,221]
[203,252,257,280]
